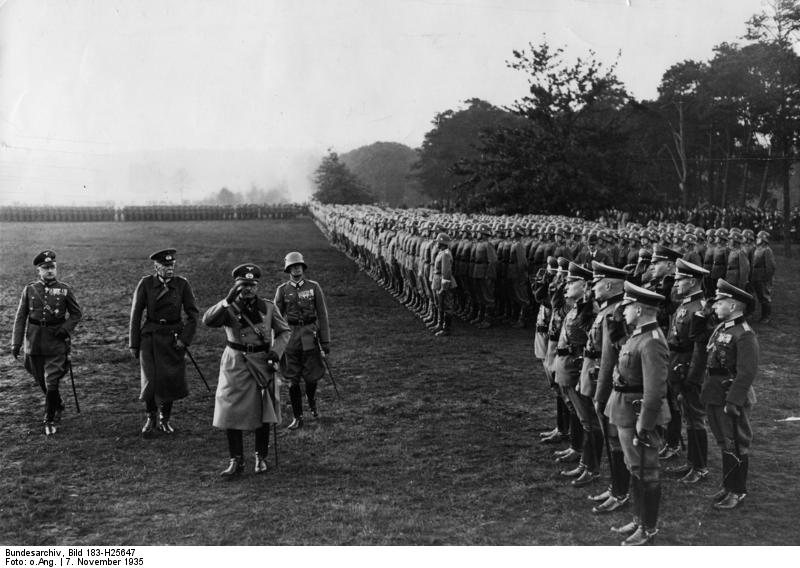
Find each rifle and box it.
[314,331,341,400]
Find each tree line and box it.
[312,1,800,254]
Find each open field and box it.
[1,218,799,546]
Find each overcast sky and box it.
[0,0,769,205]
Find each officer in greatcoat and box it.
[203,263,291,476]
[274,251,331,430]
[12,250,83,435]
[129,248,199,435]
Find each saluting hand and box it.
[225,283,243,304]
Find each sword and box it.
[180,338,211,391]
[68,361,80,413]
[314,332,341,400]
[65,342,81,413]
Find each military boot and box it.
[141,412,158,435]
[254,452,269,474]
[621,526,658,546]
[220,456,244,477]
[759,303,770,323]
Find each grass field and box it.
[1,218,799,546]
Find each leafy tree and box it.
[341,142,423,207]
[312,151,375,205]
[456,41,634,214]
[744,0,800,255]
[412,99,524,209]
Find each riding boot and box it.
[693,428,709,470]
[758,302,770,323]
[721,450,739,493]
[556,396,570,437]
[641,481,661,532]
[611,449,631,499]
[44,389,60,424]
[306,381,318,417]
[593,430,605,469]
[735,454,749,496]
[568,411,584,453]
[159,401,174,433]
[289,383,303,420]
[255,424,270,457]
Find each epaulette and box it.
[652,330,660,339]
[742,321,753,333]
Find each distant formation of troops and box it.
[0,203,306,223]
[310,200,770,545]
[11,246,330,479]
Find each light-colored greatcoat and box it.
[203,298,291,431]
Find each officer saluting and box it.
[607,282,670,546]
[129,248,199,435]
[203,264,292,476]
[274,252,331,430]
[701,279,759,510]
[12,250,83,435]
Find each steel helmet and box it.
[283,251,307,273]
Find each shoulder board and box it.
[306,279,320,286]
[652,330,660,339]
[742,321,753,333]
[58,281,73,288]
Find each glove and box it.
[12,345,21,359]
[724,402,742,417]
[321,342,330,355]
[266,350,281,364]
[54,327,70,339]
[634,429,654,448]
[225,283,242,304]
[129,348,139,360]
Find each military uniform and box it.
[12,250,83,435]
[274,251,331,429]
[203,263,292,476]
[606,282,669,545]
[700,279,759,509]
[431,233,457,336]
[129,248,199,434]
[750,231,775,323]
[588,261,631,513]
[553,263,599,487]
[664,259,710,483]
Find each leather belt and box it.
[147,318,181,325]
[613,384,643,393]
[28,317,65,327]
[287,317,317,326]
[227,341,269,353]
